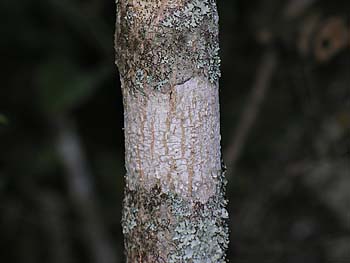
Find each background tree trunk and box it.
[115,0,229,262]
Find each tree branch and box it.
[224,50,278,176]
[54,116,118,263]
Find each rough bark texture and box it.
[115,0,229,262]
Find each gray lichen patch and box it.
[115,0,221,95]
[161,0,213,29]
[122,170,229,262]
[169,193,229,263]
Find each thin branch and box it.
[224,50,278,177]
[54,116,119,263]
[284,0,317,19]
[38,192,73,263]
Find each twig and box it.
[38,192,73,263]
[54,116,118,263]
[284,0,317,19]
[224,50,278,177]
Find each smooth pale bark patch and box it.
[123,76,221,203]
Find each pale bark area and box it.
[123,76,221,202]
[115,0,228,262]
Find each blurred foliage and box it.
[36,57,110,114]
[1,0,350,262]
[0,114,8,125]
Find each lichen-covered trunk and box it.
[115,0,228,262]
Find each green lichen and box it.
[115,0,221,95]
[122,169,229,262]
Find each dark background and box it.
[1,0,349,262]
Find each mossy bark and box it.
[115,0,228,262]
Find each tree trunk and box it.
[115,0,229,262]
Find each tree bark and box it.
[115,0,228,262]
